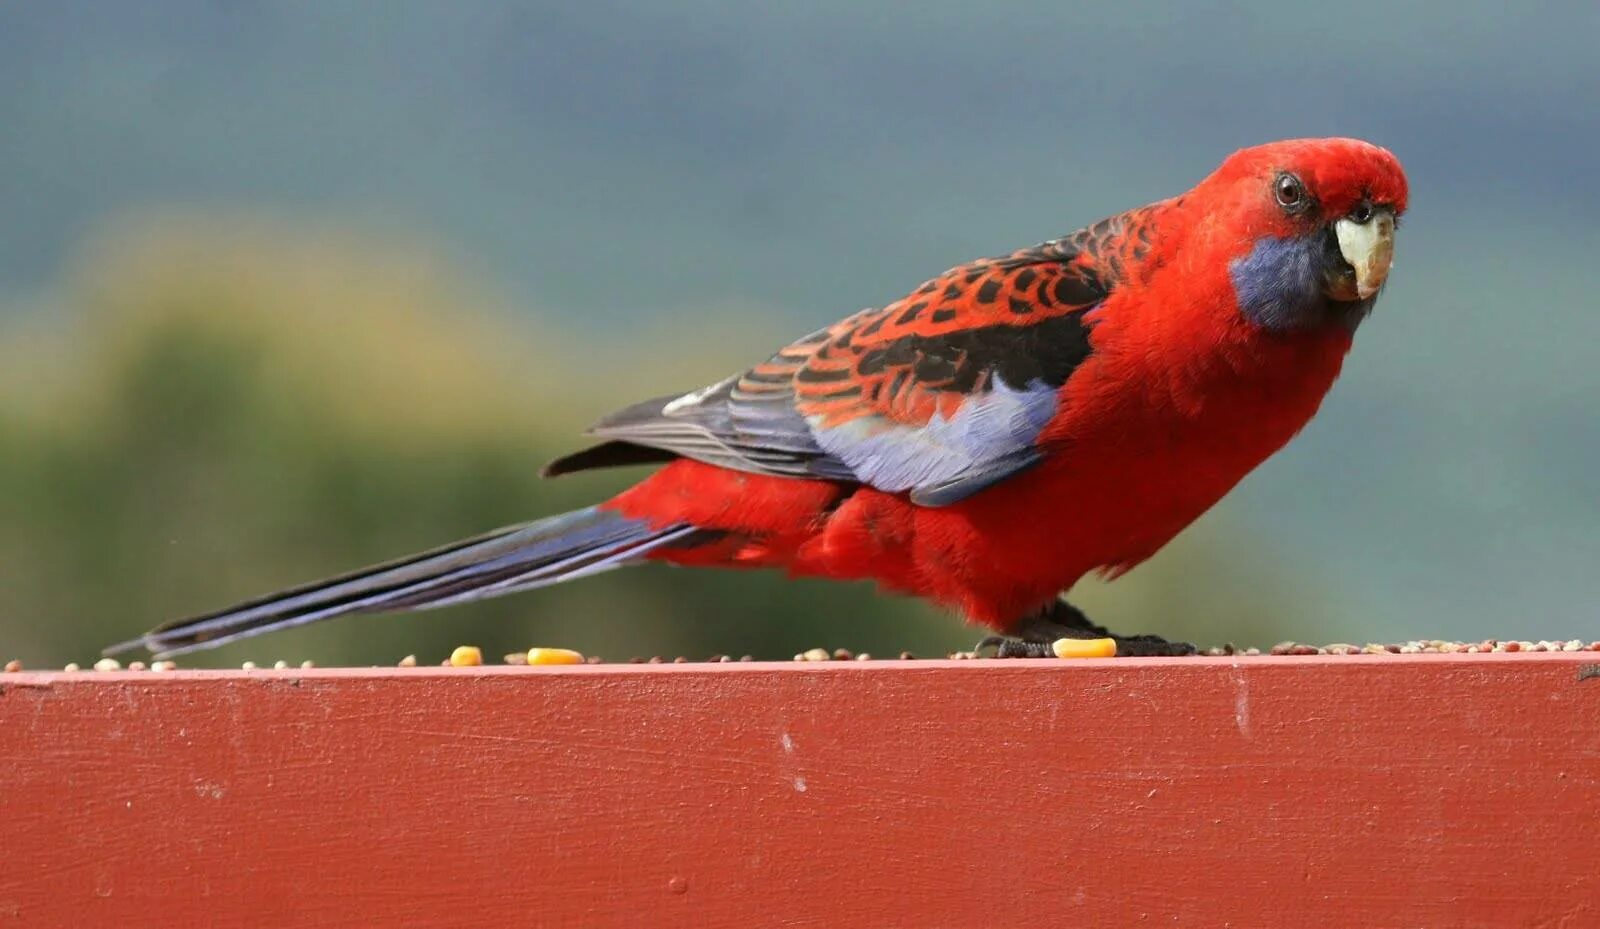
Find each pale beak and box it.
[1334,210,1396,300]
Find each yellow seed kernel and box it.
[1051,637,1117,659]
[449,645,483,667]
[525,647,585,666]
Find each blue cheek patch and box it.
[1228,235,1328,331]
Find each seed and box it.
[151,661,177,672]
[273,660,289,670]
[1052,637,1117,659]
[449,646,483,667]
[799,648,831,662]
[504,652,529,665]
[397,655,418,667]
[93,658,121,672]
[63,662,81,672]
[526,648,585,666]
[3,659,21,673]
[127,661,147,671]
[300,660,316,669]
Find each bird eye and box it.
[1349,201,1374,224]
[1273,173,1308,211]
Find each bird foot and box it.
[974,633,1197,658]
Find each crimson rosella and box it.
[111,137,1408,659]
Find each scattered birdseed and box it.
[3,659,21,673]
[273,660,289,670]
[50,639,1591,672]
[300,660,316,669]
[1052,637,1118,659]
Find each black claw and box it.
[973,635,1055,658]
[979,598,1199,659]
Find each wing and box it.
[543,206,1158,505]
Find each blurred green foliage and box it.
[0,215,1318,667]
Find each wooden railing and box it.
[4,653,1598,927]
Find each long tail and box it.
[107,506,701,659]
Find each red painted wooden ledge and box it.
[4,654,1599,928]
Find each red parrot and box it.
[112,137,1408,659]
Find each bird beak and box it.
[1332,209,1396,300]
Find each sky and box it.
[2,0,1597,643]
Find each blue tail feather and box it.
[108,507,692,658]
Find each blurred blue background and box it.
[2,1,1596,666]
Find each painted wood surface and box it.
[3,654,1599,928]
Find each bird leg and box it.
[975,599,1197,658]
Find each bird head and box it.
[1205,138,1409,331]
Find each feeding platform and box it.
[3,652,1599,927]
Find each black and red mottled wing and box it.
[543,206,1159,505]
